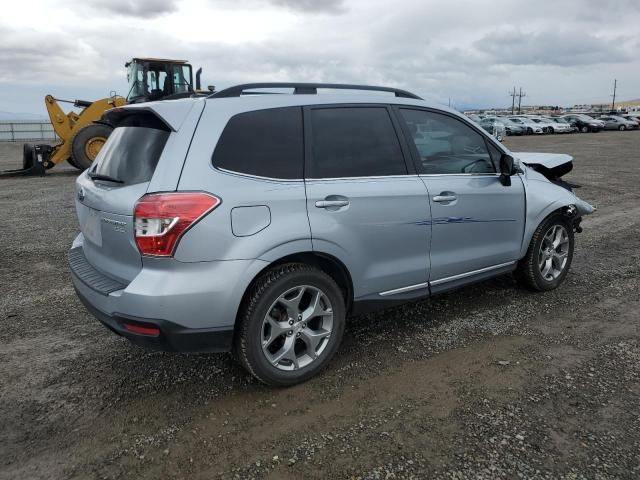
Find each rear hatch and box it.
[75,110,177,284]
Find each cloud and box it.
[476,28,633,67]
[209,0,346,14]
[268,0,345,13]
[0,25,105,84]
[1,0,639,115]
[85,0,179,18]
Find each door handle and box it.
[433,194,457,203]
[315,200,349,208]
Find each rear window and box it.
[93,114,169,185]
[212,107,303,179]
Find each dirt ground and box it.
[1,131,639,480]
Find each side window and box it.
[399,109,496,175]
[212,107,303,179]
[308,107,407,178]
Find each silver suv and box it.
[69,83,594,386]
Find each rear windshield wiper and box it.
[88,172,124,184]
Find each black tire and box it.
[71,123,113,171]
[22,143,36,169]
[527,127,533,135]
[67,156,82,170]
[515,214,575,291]
[548,127,555,134]
[580,125,589,133]
[234,263,346,387]
[619,125,626,131]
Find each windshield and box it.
[127,62,146,99]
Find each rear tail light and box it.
[134,192,220,256]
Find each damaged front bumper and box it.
[572,196,596,217]
[565,197,596,233]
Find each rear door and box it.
[304,105,431,299]
[75,110,190,283]
[396,107,525,287]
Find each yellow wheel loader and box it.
[8,58,208,176]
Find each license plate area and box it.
[82,207,102,247]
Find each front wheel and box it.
[234,263,346,386]
[70,123,113,170]
[619,125,626,131]
[581,126,589,133]
[515,215,574,291]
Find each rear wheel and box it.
[71,123,113,170]
[516,215,574,291]
[234,263,346,386]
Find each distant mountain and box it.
[0,111,48,122]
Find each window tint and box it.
[94,114,169,185]
[400,109,496,175]
[308,107,406,178]
[212,107,303,179]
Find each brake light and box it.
[134,192,220,256]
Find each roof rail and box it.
[208,82,422,100]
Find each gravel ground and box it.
[1,131,639,479]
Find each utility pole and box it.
[509,86,517,114]
[611,79,617,112]
[517,87,526,113]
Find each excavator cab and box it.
[126,58,198,103]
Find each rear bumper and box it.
[69,233,269,352]
[74,284,234,352]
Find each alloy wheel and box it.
[538,224,570,281]
[261,285,334,371]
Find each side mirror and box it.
[499,153,516,186]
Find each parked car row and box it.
[467,112,639,139]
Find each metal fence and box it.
[0,122,58,142]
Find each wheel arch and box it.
[521,172,582,258]
[236,251,354,325]
[521,202,576,258]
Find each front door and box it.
[396,107,525,285]
[304,105,431,299]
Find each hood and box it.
[515,152,573,169]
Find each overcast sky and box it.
[1,0,639,115]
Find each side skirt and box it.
[351,261,517,316]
